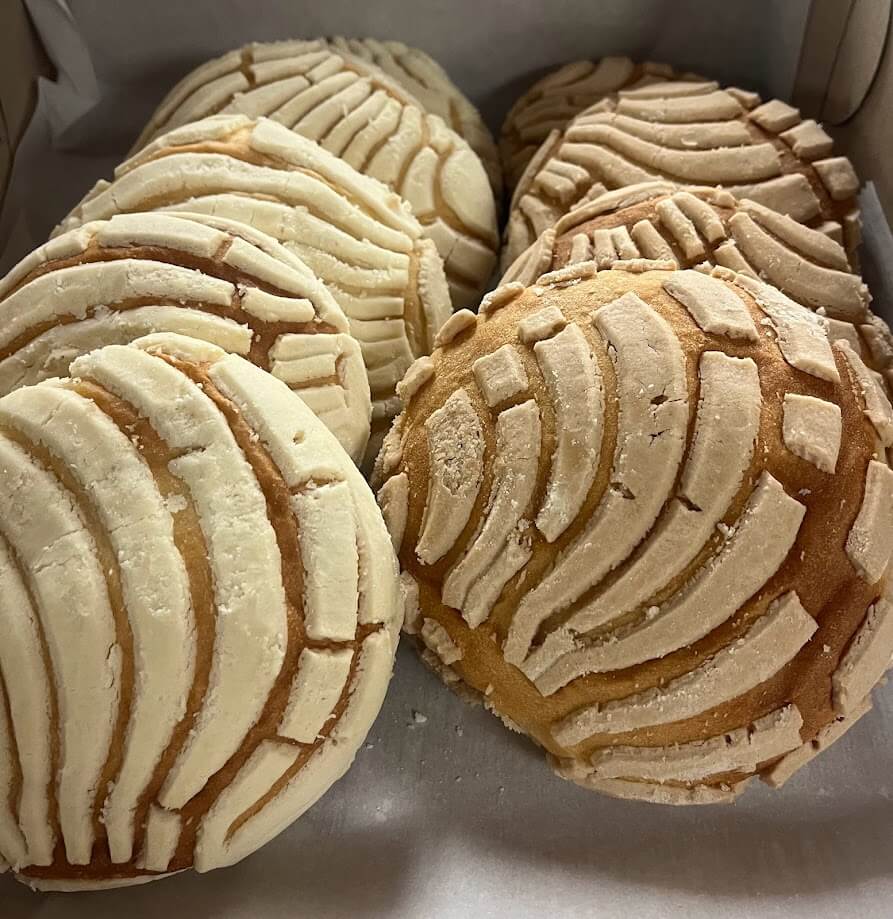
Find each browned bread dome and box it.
[375,266,893,803]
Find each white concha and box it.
[378,266,893,803]
[129,41,499,308]
[1,210,371,462]
[0,333,401,888]
[503,82,861,269]
[55,116,455,456]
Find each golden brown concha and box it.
[504,82,861,270]
[503,181,893,387]
[375,266,893,804]
[500,57,700,190]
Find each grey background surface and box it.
[2,2,892,916]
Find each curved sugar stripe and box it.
[0,308,251,396]
[0,260,233,353]
[0,435,118,865]
[0,384,195,864]
[505,292,688,664]
[532,324,604,542]
[68,345,288,811]
[0,673,28,869]
[416,390,486,566]
[0,537,54,866]
[588,706,802,783]
[553,591,816,744]
[443,400,541,626]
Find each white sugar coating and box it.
[1,335,400,888]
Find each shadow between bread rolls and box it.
[374,266,893,804]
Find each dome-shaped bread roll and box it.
[1,211,371,462]
[55,116,454,451]
[504,83,861,269]
[501,57,699,189]
[504,181,893,385]
[376,267,893,803]
[0,333,400,889]
[130,43,499,307]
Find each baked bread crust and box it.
[500,57,700,190]
[504,84,861,270]
[130,42,499,308]
[0,210,371,462]
[503,181,893,387]
[0,334,400,887]
[55,115,454,454]
[376,267,893,803]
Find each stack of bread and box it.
[1,42,892,892]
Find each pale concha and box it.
[0,333,401,889]
[130,41,500,308]
[1,210,371,462]
[503,181,893,387]
[376,266,893,803]
[500,57,699,190]
[504,81,861,269]
[55,115,454,452]
[134,37,501,198]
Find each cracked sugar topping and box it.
[378,267,893,803]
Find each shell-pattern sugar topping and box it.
[0,335,400,888]
[131,41,500,309]
[379,268,893,804]
[504,83,861,269]
[0,211,371,462]
[54,116,455,453]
